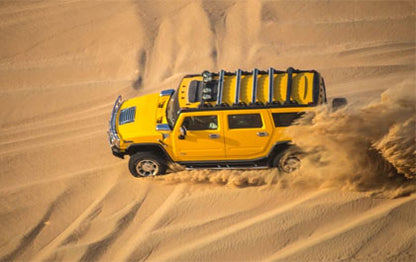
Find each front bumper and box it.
[112,146,125,159]
[108,95,124,157]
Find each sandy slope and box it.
[0,0,415,261]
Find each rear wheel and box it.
[128,152,167,177]
[272,148,302,173]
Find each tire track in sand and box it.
[264,194,416,262]
[0,191,68,262]
[114,184,188,262]
[152,189,331,261]
[0,102,111,136]
[29,173,122,262]
[0,129,101,157]
[78,197,146,262]
[0,122,103,147]
[0,162,125,194]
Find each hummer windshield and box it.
[166,90,180,128]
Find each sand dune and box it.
[0,0,415,261]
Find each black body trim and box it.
[111,147,125,159]
[178,158,269,168]
[125,143,174,162]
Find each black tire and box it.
[128,152,167,177]
[272,148,303,173]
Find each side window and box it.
[272,112,304,127]
[182,115,218,130]
[228,114,262,129]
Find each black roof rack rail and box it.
[234,69,242,105]
[322,77,328,103]
[216,70,225,105]
[251,68,258,104]
[268,67,274,103]
[285,67,294,104]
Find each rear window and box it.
[272,112,304,127]
[228,114,262,129]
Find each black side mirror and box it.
[332,97,347,112]
[179,126,187,140]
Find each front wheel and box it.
[272,148,303,173]
[128,152,167,177]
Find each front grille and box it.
[119,106,136,125]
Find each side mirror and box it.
[179,126,187,140]
[332,97,347,112]
[156,124,171,131]
[159,89,175,97]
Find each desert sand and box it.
[0,0,415,261]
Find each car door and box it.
[223,110,273,160]
[172,112,226,161]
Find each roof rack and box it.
[187,67,321,110]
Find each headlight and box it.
[110,134,120,148]
[114,137,120,148]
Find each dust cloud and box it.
[155,168,280,188]
[287,84,416,197]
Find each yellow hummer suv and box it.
[108,67,345,177]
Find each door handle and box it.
[209,134,220,139]
[257,131,269,137]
